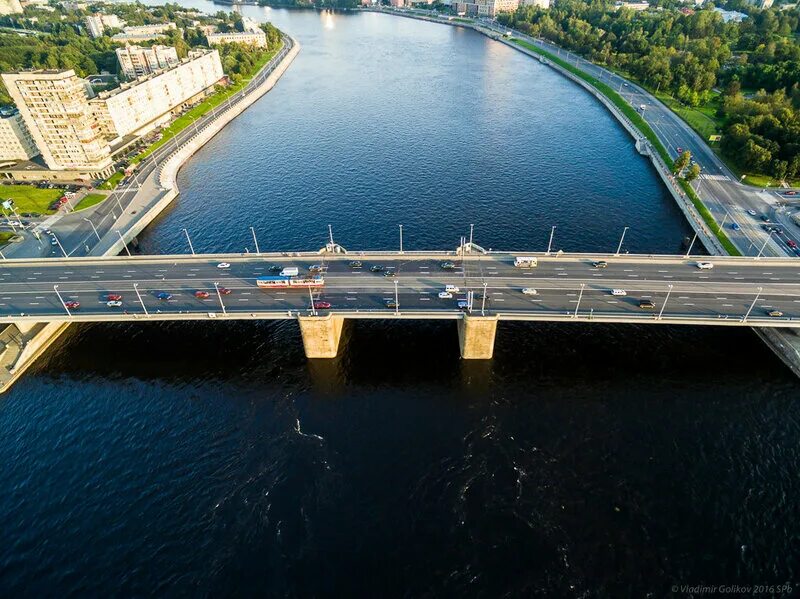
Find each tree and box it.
[771,159,788,182]
[685,163,701,182]
[672,150,691,174]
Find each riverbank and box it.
[0,36,301,394]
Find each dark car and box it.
[383,270,397,278]
[218,287,232,295]
[156,292,172,300]
[308,264,324,273]
[268,265,282,272]
[440,261,456,270]
[593,260,608,268]
[370,265,385,273]
[761,215,771,222]
[639,300,656,309]
[385,299,398,309]
[348,260,363,268]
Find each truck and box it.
[280,267,299,277]
[514,256,538,268]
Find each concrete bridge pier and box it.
[458,315,498,360]
[298,314,345,358]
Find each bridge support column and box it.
[298,314,344,359]
[457,315,498,360]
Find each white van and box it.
[514,256,538,268]
[445,284,460,293]
[280,267,299,277]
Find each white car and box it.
[438,291,453,299]
[106,300,123,308]
[696,262,714,270]
[747,209,757,217]
[521,288,538,295]
[445,284,460,293]
[217,262,230,269]
[611,289,627,296]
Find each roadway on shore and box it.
[2,253,799,324]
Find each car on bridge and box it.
[217,262,230,269]
[440,261,456,270]
[370,265,385,273]
[611,289,627,296]
[768,310,784,317]
[64,300,80,309]
[696,262,715,270]
[438,291,453,299]
[106,294,122,301]
[747,209,758,217]
[731,223,741,231]
[788,240,798,249]
[313,301,331,309]
[445,285,460,293]
[384,270,397,278]
[308,264,324,273]
[106,300,122,308]
[194,291,210,299]
[156,292,172,300]
[385,299,398,309]
[269,265,282,273]
[521,288,538,295]
[639,300,655,309]
[593,261,608,268]
[348,261,363,268]
[218,287,232,295]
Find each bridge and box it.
[1,250,800,359]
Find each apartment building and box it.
[1,70,113,174]
[89,49,224,143]
[206,29,267,48]
[454,0,519,17]
[116,44,180,79]
[84,13,126,38]
[0,108,38,162]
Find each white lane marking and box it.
[722,304,734,307]
[346,297,357,301]
[683,303,695,306]
[26,277,36,280]
[237,299,249,302]
[420,297,430,301]
[29,302,40,306]
[34,296,45,299]
[657,270,668,273]
[123,275,131,278]
[241,292,251,295]
[494,298,505,302]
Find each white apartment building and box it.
[116,44,180,79]
[206,29,267,48]
[111,22,177,42]
[241,16,262,33]
[85,13,125,38]
[89,49,224,143]
[0,108,38,162]
[1,70,113,174]
[521,0,549,8]
[0,0,23,15]
[454,0,518,17]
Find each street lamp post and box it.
[214,281,227,315]
[83,218,101,241]
[615,226,629,256]
[116,230,131,256]
[756,230,774,260]
[574,283,585,318]
[657,284,673,320]
[53,285,71,317]
[394,280,399,315]
[133,283,149,316]
[182,228,195,255]
[250,226,260,255]
[399,224,403,254]
[684,232,698,258]
[469,223,474,250]
[546,225,556,255]
[481,281,487,316]
[308,285,317,316]
[742,287,763,323]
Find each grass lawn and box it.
[74,193,107,211]
[0,231,14,247]
[656,92,724,141]
[0,185,63,214]
[511,38,741,256]
[98,171,124,190]
[133,43,282,164]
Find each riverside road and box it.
[2,252,800,325]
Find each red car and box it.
[106,294,122,301]
[64,300,80,309]
[194,290,210,299]
[783,191,798,196]
[788,240,798,249]
[313,301,331,309]
[218,287,232,295]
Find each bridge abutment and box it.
[458,315,498,360]
[298,314,344,358]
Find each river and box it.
[1,7,798,596]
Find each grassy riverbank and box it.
[510,37,740,256]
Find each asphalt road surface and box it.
[2,253,800,324]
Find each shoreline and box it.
[0,36,301,394]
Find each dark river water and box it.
[1,7,798,596]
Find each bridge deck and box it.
[1,252,799,326]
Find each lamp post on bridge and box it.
[481,281,488,316]
[615,226,629,256]
[684,232,698,258]
[214,281,227,315]
[181,228,195,256]
[394,280,399,316]
[83,218,101,242]
[133,283,149,317]
[115,230,131,257]
[546,225,556,256]
[742,287,763,323]
[399,224,403,255]
[469,223,474,250]
[250,227,260,255]
[574,283,585,318]
[308,285,317,316]
[755,230,774,260]
[53,285,71,318]
[657,284,673,320]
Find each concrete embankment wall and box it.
[0,38,301,394]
